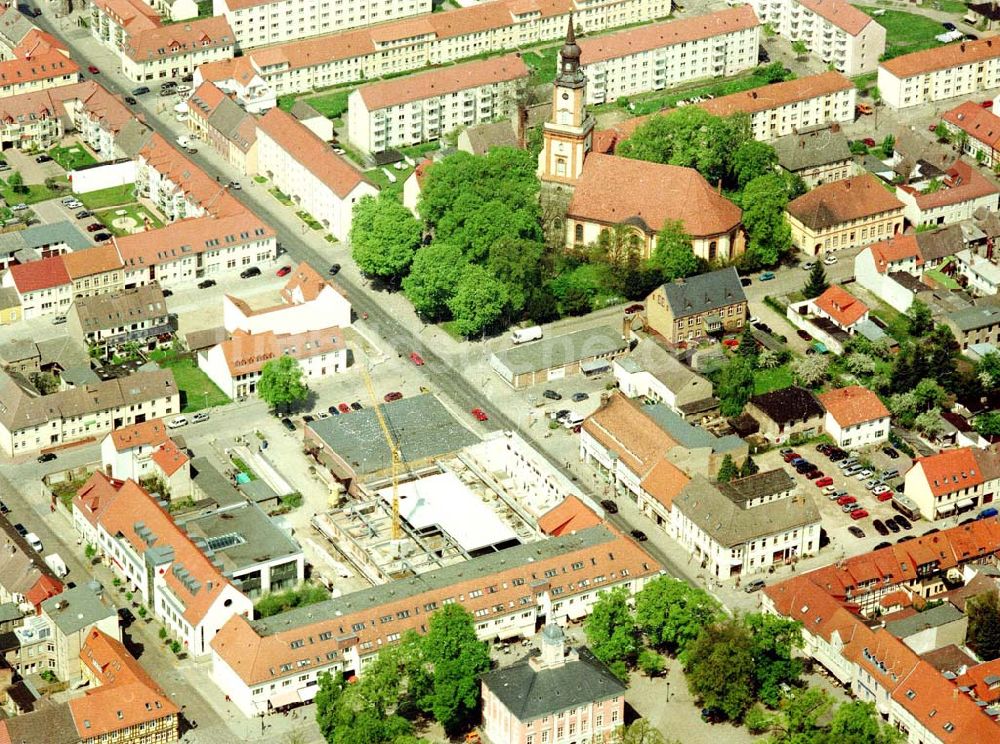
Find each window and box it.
[574,223,584,242]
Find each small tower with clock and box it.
[538,17,594,185]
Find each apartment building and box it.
[817,385,890,450]
[943,305,1000,351]
[699,70,856,141]
[773,124,856,187]
[879,37,1000,110]
[645,267,748,344]
[347,54,529,155]
[0,46,78,99]
[187,81,259,174]
[66,283,172,353]
[256,107,377,240]
[955,247,1000,296]
[210,523,660,717]
[942,100,1000,168]
[749,0,885,75]
[74,473,254,657]
[903,446,1000,520]
[223,0,672,99]
[578,6,760,105]
[60,244,126,299]
[214,0,432,50]
[194,56,275,113]
[785,173,905,255]
[1,257,72,319]
[0,367,180,456]
[895,159,1000,228]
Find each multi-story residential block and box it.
[672,470,821,580]
[194,56,275,113]
[60,244,126,299]
[785,173,905,255]
[943,305,1000,351]
[256,107,377,240]
[135,133,212,222]
[578,6,759,105]
[903,446,1000,520]
[744,386,825,444]
[217,0,672,99]
[749,0,885,75]
[210,523,660,716]
[74,473,254,656]
[347,54,528,155]
[612,338,715,417]
[214,0,432,50]
[942,101,1000,168]
[0,45,78,100]
[223,261,352,335]
[879,37,1000,110]
[895,159,1000,228]
[0,367,180,456]
[645,267,748,344]
[187,81,258,174]
[199,326,348,399]
[66,283,172,354]
[817,385,890,450]
[34,585,119,683]
[772,124,857,187]
[1,256,72,318]
[91,0,234,83]
[565,154,745,261]
[699,70,856,141]
[480,624,626,744]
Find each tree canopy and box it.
[584,586,641,681]
[446,265,510,337]
[649,220,700,281]
[350,194,422,283]
[717,355,755,416]
[967,590,1000,661]
[634,577,721,658]
[422,604,491,735]
[803,262,829,299]
[258,355,308,413]
[402,241,467,320]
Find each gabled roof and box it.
[942,101,1000,149]
[8,255,69,293]
[912,447,983,497]
[213,326,345,377]
[812,284,869,327]
[816,385,890,428]
[655,267,747,319]
[109,418,168,452]
[537,495,603,536]
[280,261,334,304]
[749,385,824,424]
[60,244,123,279]
[903,159,1000,210]
[798,0,876,35]
[955,658,1000,703]
[868,234,923,274]
[700,71,853,117]
[915,223,964,263]
[773,125,853,172]
[121,16,233,64]
[881,37,1000,79]
[786,174,904,230]
[151,439,188,477]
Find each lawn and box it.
[78,184,137,209]
[49,143,98,171]
[148,349,230,413]
[0,176,69,205]
[365,165,406,200]
[753,365,794,395]
[400,141,441,160]
[924,265,961,290]
[95,204,164,236]
[302,89,351,119]
[860,8,947,60]
[523,44,561,86]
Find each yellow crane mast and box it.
[362,368,402,542]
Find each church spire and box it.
[556,14,585,88]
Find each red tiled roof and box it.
[8,256,69,293]
[869,234,923,274]
[216,327,345,376]
[110,419,168,451]
[74,471,127,527]
[912,447,984,498]
[25,574,62,609]
[122,16,233,64]
[798,0,874,36]
[882,37,1000,79]
[61,244,123,279]
[955,658,1000,703]
[890,660,1000,742]
[943,101,1000,150]
[639,458,690,510]
[901,159,999,210]
[151,439,188,477]
[538,495,603,536]
[699,71,853,117]
[0,48,78,88]
[812,284,869,327]
[817,386,889,427]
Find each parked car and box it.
[471,407,489,422]
[856,103,874,116]
[0,501,8,515]
[350,401,363,411]
[543,389,562,401]
[783,451,801,463]
[37,452,56,463]
[797,329,813,341]
[882,447,899,459]
[873,519,889,536]
[276,265,291,277]
[624,303,644,315]
[795,462,816,475]
[25,533,42,552]
[801,261,816,271]
[862,137,877,147]
[744,579,766,593]
[571,392,589,402]
[51,315,66,325]
[327,406,339,416]
[197,279,216,289]
[281,417,295,432]
[185,147,198,154]
[942,21,957,31]
[409,352,425,366]
[239,266,261,279]
[87,65,100,74]
[302,415,314,424]
[338,403,351,414]
[191,412,210,423]
[855,469,873,480]
[34,154,51,164]
[228,181,241,190]
[815,476,834,487]
[383,391,403,402]
[877,490,894,502]
[75,209,92,219]
[124,96,137,105]
[10,203,27,211]
[94,232,111,242]
[86,222,103,232]
[630,529,648,542]
[167,416,188,428]
[161,289,173,297]
[759,271,775,281]
[131,86,150,96]
[823,255,838,265]
[885,518,901,533]
[13,523,27,537]
[600,499,618,514]
[822,486,839,497]
[848,526,866,538]
[837,495,857,506]
[894,515,912,530]
[850,509,869,520]
[329,263,341,275]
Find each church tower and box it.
[538,17,594,185]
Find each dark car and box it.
[942,21,957,31]
[329,263,341,275]
[882,446,899,459]
[885,518,901,533]
[34,154,52,163]
[350,401,363,411]
[161,289,173,297]
[37,452,56,463]
[87,65,100,74]
[240,266,261,279]
[86,222,104,232]
[797,329,813,341]
[630,529,648,542]
[923,528,940,536]
[13,523,27,537]
[185,147,198,155]
[131,86,150,96]
[600,499,618,514]
[75,209,92,219]
[94,232,111,242]
[898,535,915,543]
[302,415,314,424]
[280,417,295,432]
[542,389,562,401]
[572,392,589,402]
[744,579,766,593]
[124,96,137,105]
[741,277,752,287]
[197,279,216,289]
[848,526,865,539]
[624,303,644,315]
[181,73,194,83]
[894,515,912,530]
[795,462,816,474]
[873,519,889,536]
[328,406,340,416]
[383,391,403,402]
[0,501,8,515]
[874,541,892,550]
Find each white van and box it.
[167,416,188,429]
[563,412,585,429]
[511,326,543,344]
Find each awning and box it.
[956,498,975,509]
[565,602,587,621]
[937,505,955,517]
[269,688,300,708]
[704,314,722,327]
[496,626,522,641]
[581,359,611,374]
[297,685,318,703]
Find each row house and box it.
[895,159,1000,228]
[578,6,760,105]
[0,517,63,611]
[256,107,377,241]
[209,522,661,717]
[942,100,1000,168]
[346,54,529,155]
[74,473,254,657]
[66,283,172,355]
[224,0,672,99]
[699,70,856,141]
[1,256,72,319]
[749,0,885,75]
[99,417,174,484]
[213,0,432,50]
[193,56,275,113]
[0,367,180,456]
[0,47,78,100]
[61,243,126,299]
[186,80,258,174]
[879,37,1000,109]
[955,247,1000,296]
[904,445,1000,521]
[944,305,1000,352]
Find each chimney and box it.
[961,43,966,52]
[845,181,851,191]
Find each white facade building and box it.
[100,419,172,483]
[347,54,529,155]
[955,248,1000,296]
[817,386,891,450]
[879,38,1000,109]
[902,446,1000,520]
[1,261,72,319]
[895,160,1000,228]
[700,70,856,141]
[213,0,432,50]
[749,0,885,76]
[580,6,760,105]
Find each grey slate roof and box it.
[461,120,518,155]
[1,702,78,744]
[190,456,247,509]
[642,402,744,453]
[290,100,322,121]
[0,7,35,50]
[885,602,965,638]
[717,469,795,505]
[916,224,964,262]
[481,646,626,721]
[617,338,710,394]
[185,325,228,351]
[72,284,168,333]
[773,126,853,172]
[208,95,256,152]
[115,121,154,158]
[673,474,820,548]
[307,393,478,476]
[0,515,59,598]
[0,221,92,257]
[946,305,1000,332]
[660,267,746,319]
[0,286,19,311]
[491,327,627,376]
[41,584,116,636]
[178,502,300,575]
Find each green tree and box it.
[635,577,721,657]
[447,265,509,337]
[684,618,757,722]
[967,590,1000,661]
[637,648,666,677]
[550,263,610,315]
[731,139,778,189]
[913,378,948,411]
[717,355,754,416]
[880,134,896,159]
[584,586,640,681]
[792,354,829,387]
[977,351,1000,388]
[29,371,59,395]
[6,170,25,194]
[803,262,829,299]
[738,325,758,360]
[402,242,466,320]
[649,220,699,280]
[422,604,491,735]
[614,720,670,744]
[717,454,738,483]
[933,122,951,142]
[486,237,544,314]
[258,355,308,414]
[740,174,793,267]
[906,299,934,337]
[593,224,643,271]
[828,701,904,744]
[740,455,759,477]
[974,412,1000,438]
[350,195,422,283]
[791,40,808,57]
[745,613,803,708]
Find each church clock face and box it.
[561,92,569,100]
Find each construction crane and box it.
[362,367,402,542]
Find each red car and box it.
[850,508,869,520]
[804,470,824,480]
[409,352,424,366]
[624,303,644,315]
[337,402,351,414]
[815,476,834,488]
[88,65,100,74]
[276,265,291,277]
[86,223,104,232]
[722,338,740,349]
[983,100,994,108]
[862,137,876,147]
[383,391,403,402]
[877,491,894,502]
[783,452,800,463]
[837,494,857,506]
[471,408,489,422]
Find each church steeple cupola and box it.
[557,17,585,88]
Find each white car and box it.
[856,469,873,480]
[167,416,188,428]
[801,261,816,271]
[822,485,838,495]
[10,203,27,211]
[823,255,839,265]
[873,484,892,495]
[25,533,42,553]
[191,411,210,423]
